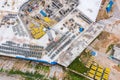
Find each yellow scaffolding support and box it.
[29,23,45,39]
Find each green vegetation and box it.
[35,64,50,72]
[0,64,51,80]
[8,70,44,80]
[0,68,45,80]
[27,63,33,68]
[0,68,56,80]
[68,57,89,74]
[0,68,3,72]
[52,76,57,80]
[118,64,120,68]
[65,71,89,80]
[106,44,114,53]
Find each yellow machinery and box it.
[28,14,57,39]
[91,65,97,70]
[98,68,103,73]
[95,76,101,80]
[43,17,57,26]
[44,17,51,23]
[104,68,111,74]
[88,73,94,78]
[29,23,45,39]
[103,73,109,80]
[96,72,102,77]
[87,63,110,80]
[89,69,96,74]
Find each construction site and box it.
[0,0,120,80]
[0,0,103,67]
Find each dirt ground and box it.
[113,65,120,72]
[94,52,120,80]
[91,31,120,53]
[0,73,24,80]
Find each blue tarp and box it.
[16,56,57,65]
[109,55,114,60]
[40,10,47,17]
[91,51,97,56]
[50,62,58,65]
[79,27,84,32]
[106,0,114,13]
[28,8,32,12]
